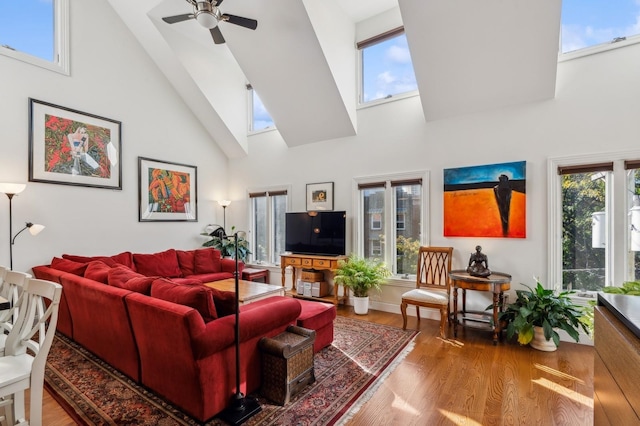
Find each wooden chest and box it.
[259,325,316,405]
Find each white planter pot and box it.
[353,296,369,315]
[530,326,558,352]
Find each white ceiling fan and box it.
[162,0,258,44]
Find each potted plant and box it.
[498,278,589,351]
[333,254,391,315]
[201,226,251,263]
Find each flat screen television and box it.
[285,211,346,256]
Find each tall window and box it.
[549,153,640,293]
[561,0,640,56]
[249,189,288,264]
[356,173,427,276]
[357,27,417,105]
[0,0,69,74]
[247,85,274,133]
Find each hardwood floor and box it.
[40,307,594,425]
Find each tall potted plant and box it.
[334,255,391,315]
[498,278,589,351]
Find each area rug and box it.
[45,316,418,425]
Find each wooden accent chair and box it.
[400,246,453,338]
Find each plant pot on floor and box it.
[353,296,369,315]
[530,326,557,352]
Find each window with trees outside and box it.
[549,153,640,295]
[0,0,69,74]
[249,189,288,265]
[355,173,427,277]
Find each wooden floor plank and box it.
[38,306,593,425]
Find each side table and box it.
[242,267,269,283]
[450,270,511,345]
[259,325,316,405]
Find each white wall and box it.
[229,43,640,315]
[0,0,228,272]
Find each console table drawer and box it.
[284,258,302,266]
[302,258,313,267]
[312,259,333,268]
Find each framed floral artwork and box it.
[138,157,197,222]
[306,182,334,211]
[29,98,122,189]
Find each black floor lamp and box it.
[219,230,261,425]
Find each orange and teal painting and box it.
[147,168,191,213]
[444,161,526,238]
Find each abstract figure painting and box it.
[138,157,197,222]
[444,161,526,238]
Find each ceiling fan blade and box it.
[210,26,226,44]
[162,13,194,24]
[223,14,258,30]
[215,0,224,6]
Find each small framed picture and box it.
[306,182,334,211]
[29,98,122,189]
[138,157,197,222]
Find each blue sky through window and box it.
[361,33,416,103]
[0,0,54,61]
[252,90,274,132]
[562,0,640,53]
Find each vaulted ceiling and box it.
[105,0,561,158]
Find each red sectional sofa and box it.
[31,248,309,422]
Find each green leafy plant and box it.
[333,255,391,298]
[602,281,640,295]
[200,226,251,263]
[498,278,589,347]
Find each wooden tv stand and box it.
[280,253,347,305]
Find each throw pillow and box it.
[51,257,88,276]
[62,251,135,269]
[84,261,111,284]
[121,276,155,294]
[209,287,236,317]
[150,278,217,322]
[108,265,143,288]
[194,248,221,274]
[133,249,182,278]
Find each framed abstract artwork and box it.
[306,182,334,211]
[443,161,526,238]
[29,98,122,189]
[138,157,197,222]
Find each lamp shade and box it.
[219,200,231,208]
[28,223,45,236]
[0,183,26,195]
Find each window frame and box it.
[353,171,429,276]
[548,151,640,292]
[246,84,275,135]
[247,185,291,266]
[356,26,419,109]
[0,0,70,75]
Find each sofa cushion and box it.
[62,251,135,270]
[107,266,154,294]
[184,272,233,283]
[151,278,217,322]
[194,248,221,274]
[84,261,111,284]
[171,277,203,286]
[51,257,88,276]
[133,249,182,278]
[176,250,196,277]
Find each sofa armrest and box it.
[193,296,301,359]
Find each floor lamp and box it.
[219,230,261,425]
[219,200,231,232]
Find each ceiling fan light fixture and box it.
[195,12,218,28]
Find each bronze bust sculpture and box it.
[467,245,491,277]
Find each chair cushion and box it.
[133,249,182,278]
[402,288,448,305]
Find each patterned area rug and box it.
[45,316,418,425]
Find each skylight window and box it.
[248,86,275,133]
[0,0,69,74]
[561,0,640,55]
[358,27,417,105]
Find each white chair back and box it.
[0,266,8,299]
[0,271,31,332]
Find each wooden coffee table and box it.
[204,278,284,305]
